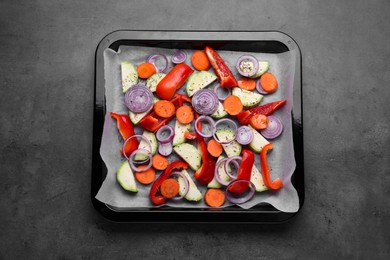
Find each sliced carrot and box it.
[207,139,223,157]
[191,50,211,71]
[160,179,180,198]
[260,72,278,93]
[250,114,268,130]
[152,154,169,170]
[223,95,243,116]
[204,188,225,207]
[153,100,176,118]
[176,106,194,124]
[135,165,156,185]
[137,62,157,79]
[237,77,256,91]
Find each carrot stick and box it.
[135,165,156,185]
[223,95,243,116]
[152,154,169,170]
[259,72,278,93]
[160,178,180,198]
[207,139,223,157]
[153,100,176,118]
[176,106,194,124]
[250,114,268,130]
[137,62,157,79]
[204,188,225,207]
[237,77,256,91]
[191,50,211,71]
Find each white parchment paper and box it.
[95,45,299,212]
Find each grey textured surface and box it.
[0,0,389,259]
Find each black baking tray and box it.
[92,30,304,223]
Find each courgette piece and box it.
[116,161,137,192]
[250,165,268,192]
[173,143,201,171]
[250,61,270,78]
[172,120,192,146]
[207,156,230,189]
[186,71,217,97]
[211,101,228,119]
[121,61,138,93]
[232,87,263,108]
[215,129,242,157]
[248,125,269,153]
[146,73,166,92]
[178,169,203,201]
[134,130,157,161]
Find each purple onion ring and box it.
[194,115,216,138]
[168,171,190,201]
[171,50,187,64]
[124,84,154,113]
[260,115,283,139]
[224,156,242,180]
[156,125,175,144]
[122,134,152,160]
[128,148,153,172]
[214,84,231,101]
[213,118,238,144]
[147,54,168,73]
[225,179,256,204]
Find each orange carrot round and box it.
[204,189,225,207]
[176,106,194,124]
[191,50,211,71]
[137,62,157,79]
[260,72,278,93]
[135,165,156,185]
[153,100,176,118]
[250,114,268,130]
[160,179,180,198]
[152,154,169,170]
[207,139,223,157]
[223,95,243,116]
[238,77,256,91]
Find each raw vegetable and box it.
[173,143,201,171]
[172,50,187,64]
[194,115,216,138]
[191,50,211,71]
[146,73,166,92]
[128,148,153,172]
[129,97,159,125]
[153,100,176,118]
[236,100,287,125]
[250,165,268,192]
[214,84,231,101]
[149,160,188,205]
[147,54,168,73]
[228,149,255,193]
[204,188,225,207]
[207,139,223,157]
[117,161,138,192]
[156,63,194,100]
[121,61,138,93]
[204,46,238,88]
[178,169,203,201]
[125,84,154,113]
[135,165,156,185]
[259,72,278,93]
[152,154,169,170]
[250,61,270,78]
[260,143,283,190]
[213,118,237,144]
[232,87,263,108]
[208,156,230,188]
[236,126,254,145]
[248,125,270,153]
[172,120,191,146]
[210,101,228,119]
[215,129,242,157]
[194,127,216,184]
[137,62,157,79]
[158,142,173,156]
[169,171,190,200]
[237,77,256,91]
[110,112,138,158]
[184,131,197,140]
[250,114,268,130]
[155,125,175,144]
[223,95,243,116]
[225,179,255,204]
[260,115,283,139]
[236,55,259,77]
[160,179,180,198]
[134,130,157,161]
[176,106,194,124]
[191,89,219,115]
[186,71,217,97]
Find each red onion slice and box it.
[147,54,168,73]
[128,148,152,172]
[224,156,242,180]
[236,55,259,77]
[225,179,256,204]
[171,50,187,64]
[192,89,219,115]
[124,84,154,113]
[156,125,175,144]
[256,78,269,95]
[236,126,254,145]
[213,118,238,144]
[158,142,173,156]
[214,84,231,101]
[194,115,216,138]
[260,115,283,139]
[214,158,231,186]
[168,171,190,201]
[122,134,152,160]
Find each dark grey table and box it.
[1,0,389,259]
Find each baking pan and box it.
[92,30,304,223]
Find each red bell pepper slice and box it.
[228,149,255,193]
[184,131,197,140]
[260,143,283,190]
[194,134,216,184]
[110,112,138,157]
[149,160,188,205]
[237,100,287,125]
[204,46,238,88]
[156,63,194,100]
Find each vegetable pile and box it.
[111,46,287,208]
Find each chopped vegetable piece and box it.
[259,72,278,93]
[184,131,197,140]
[227,149,255,193]
[260,143,283,190]
[260,115,283,139]
[152,154,169,170]
[207,139,223,158]
[154,100,176,118]
[191,50,211,71]
[137,62,157,79]
[135,165,156,185]
[236,55,259,77]
[160,179,180,198]
[192,89,219,115]
[236,100,287,125]
[147,54,168,73]
[237,77,256,91]
[223,95,243,116]
[176,106,194,124]
[250,114,268,130]
[110,112,138,157]
[205,188,225,207]
[125,84,154,113]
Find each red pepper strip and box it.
[204,46,238,88]
[228,149,255,193]
[110,112,138,157]
[237,100,287,125]
[184,131,197,140]
[149,160,188,205]
[260,143,283,190]
[156,63,194,100]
